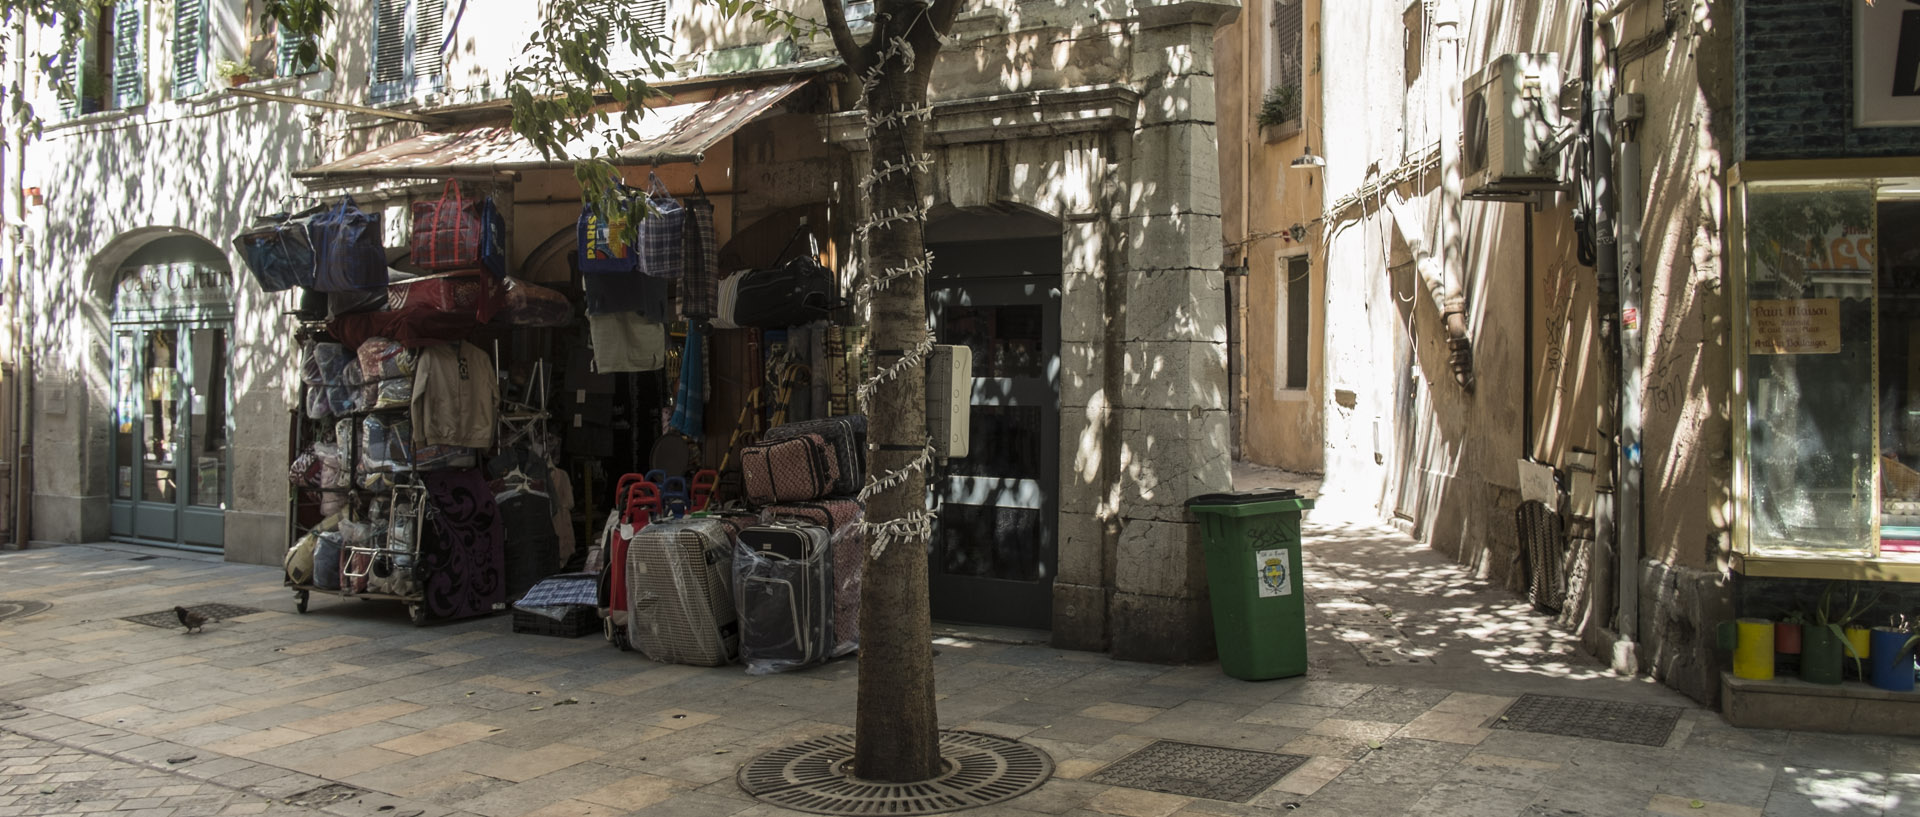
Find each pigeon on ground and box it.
[173,606,211,634]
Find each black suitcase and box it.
[735,521,834,672]
[766,415,866,498]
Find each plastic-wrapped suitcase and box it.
[764,500,863,654]
[626,517,739,666]
[765,416,866,497]
[736,521,834,672]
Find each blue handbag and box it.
[308,195,389,292]
[232,205,322,292]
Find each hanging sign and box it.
[1750,298,1842,355]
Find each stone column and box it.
[1107,0,1238,662]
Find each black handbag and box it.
[232,204,324,292]
[730,229,835,329]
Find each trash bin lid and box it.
[1186,489,1301,507]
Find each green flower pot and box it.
[1801,625,1845,685]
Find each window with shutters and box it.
[370,0,445,104]
[172,0,207,97]
[65,1,145,115]
[591,0,671,72]
[277,22,319,78]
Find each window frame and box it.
[1729,157,1920,582]
[369,0,446,105]
[1276,251,1312,394]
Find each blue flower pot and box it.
[1869,628,1916,692]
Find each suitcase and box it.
[626,517,739,666]
[736,521,834,671]
[741,433,840,505]
[765,416,866,497]
[763,500,863,653]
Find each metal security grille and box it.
[1491,693,1682,747]
[1089,741,1308,802]
[738,731,1052,816]
[122,603,262,629]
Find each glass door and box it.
[927,277,1061,629]
[110,323,229,549]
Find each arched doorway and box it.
[107,236,233,551]
[926,208,1063,630]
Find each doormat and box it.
[1489,693,1682,747]
[1087,740,1307,802]
[122,603,263,629]
[0,600,50,622]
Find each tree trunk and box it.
[849,6,944,784]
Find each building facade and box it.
[1226,0,1920,708]
[9,0,1241,660]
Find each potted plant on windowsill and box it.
[1869,613,1918,693]
[1803,582,1877,685]
[1259,84,1302,143]
[215,58,251,88]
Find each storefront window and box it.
[1734,175,1920,568]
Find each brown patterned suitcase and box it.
[740,434,840,505]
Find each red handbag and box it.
[411,180,485,271]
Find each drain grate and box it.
[1490,693,1682,746]
[738,731,1052,816]
[1088,740,1307,802]
[0,600,50,623]
[122,603,263,629]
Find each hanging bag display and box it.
[308,195,389,292]
[680,178,719,318]
[577,179,645,275]
[639,172,686,279]
[479,197,509,279]
[411,180,486,272]
[233,204,324,292]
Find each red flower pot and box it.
[1775,622,1802,655]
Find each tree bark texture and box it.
[846,0,954,784]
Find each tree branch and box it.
[820,0,869,78]
[909,0,962,81]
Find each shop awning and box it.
[295,78,812,180]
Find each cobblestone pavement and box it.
[0,725,341,817]
[1,495,1917,816]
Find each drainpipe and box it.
[4,14,27,548]
[1433,0,1472,387]
[1586,2,1628,654]
[1613,62,1645,647]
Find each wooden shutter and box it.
[415,0,445,86]
[634,0,667,39]
[277,23,317,77]
[372,0,407,96]
[172,0,206,97]
[112,0,144,109]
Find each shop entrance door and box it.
[108,257,232,551]
[927,237,1061,630]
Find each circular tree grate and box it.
[738,730,1053,816]
[0,601,50,623]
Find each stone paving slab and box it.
[1,535,1918,816]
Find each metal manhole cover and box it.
[122,603,263,629]
[1088,740,1307,802]
[0,600,50,622]
[1490,693,1682,746]
[738,730,1052,816]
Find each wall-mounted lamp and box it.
[1290,149,1326,169]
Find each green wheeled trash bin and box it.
[1188,489,1315,681]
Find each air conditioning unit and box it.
[1461,53,1563,193]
